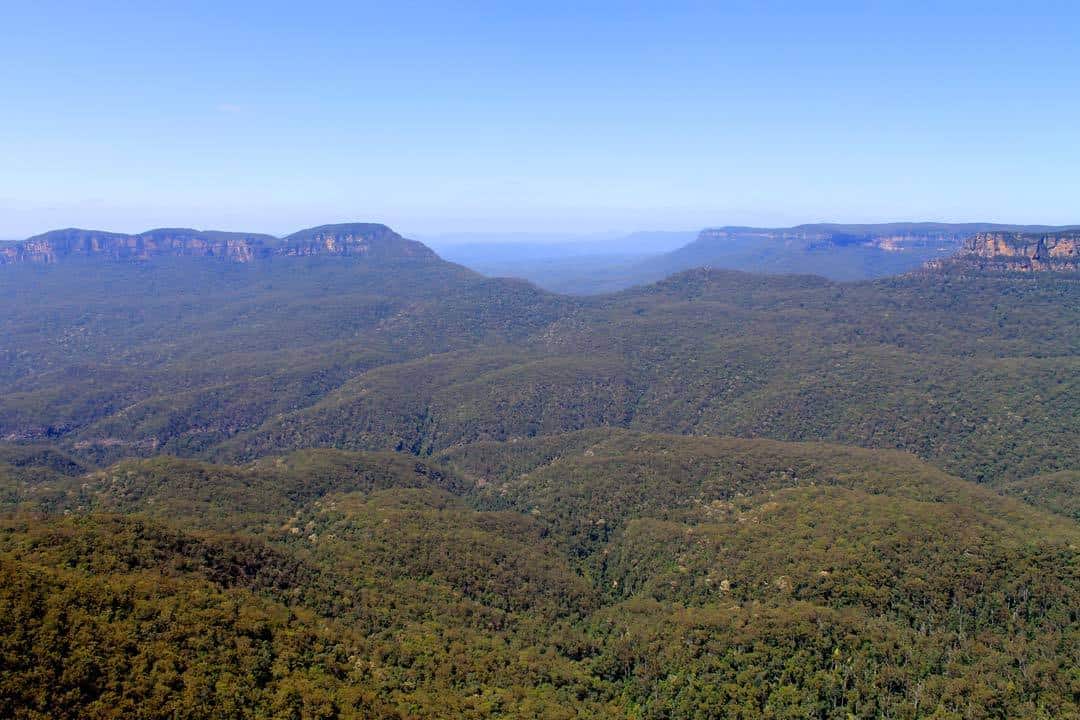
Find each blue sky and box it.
[1,1,1078,238]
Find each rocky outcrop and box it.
[927,232,1080,272]
[0,223,438,265]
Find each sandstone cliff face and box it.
[965,232,1078,266]
[0,223,437,265]
[929,232,1080,272]
[0,228,277,264]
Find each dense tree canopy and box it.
[0,252,1077,717]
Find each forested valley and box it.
[1,225,1077,718]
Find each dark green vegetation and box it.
[2,436,1077,718]
[998,471,1080,522]
[1,231,1077,717]
[224,268,1079,485]
[2,254,1076,483]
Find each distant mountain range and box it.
[423,230,696,257]
[425,230,697,294]
[433,222,1080,292]
[2,222,1077,286]
[0,223,435,265]
[637,222,1080,285]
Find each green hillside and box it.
[3,252,1076,483]
[996,470,1080,521]
[226,268,1078,483]
[2,432,1076,718]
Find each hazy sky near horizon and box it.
[2,1,1078,238]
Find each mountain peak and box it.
[280,223,437,260]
